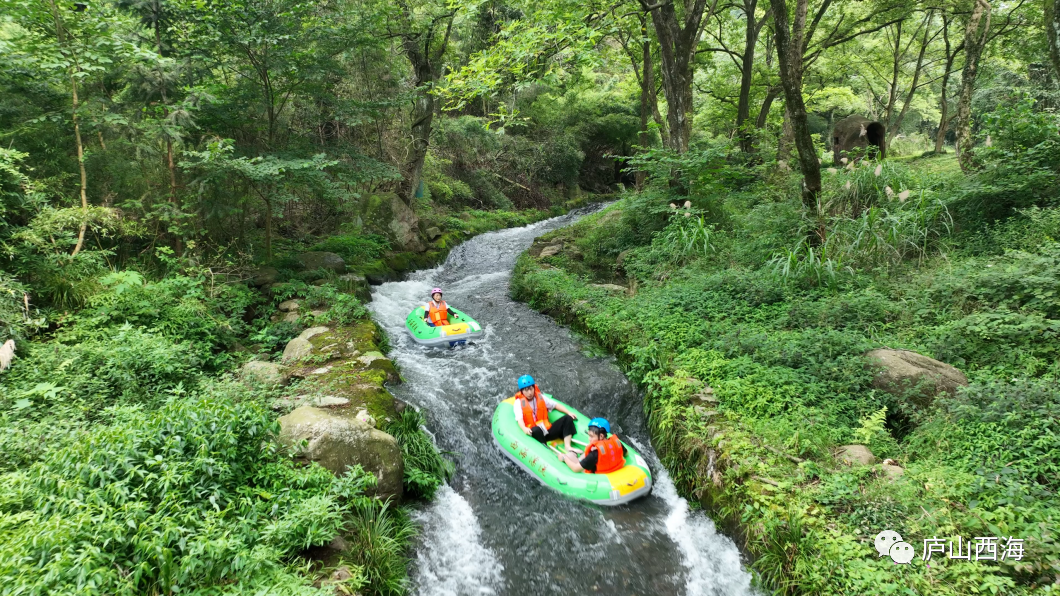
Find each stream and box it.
[368,208,756,596]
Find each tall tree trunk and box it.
[736,0,760,152]
[649,75,670,148]
[263,195,273,261]
[70,73,89,257]
[637,28,651,188]
[156,18,181,255]
[770,0,822,214]
[888,15,932,145]
[934,18,958,153]
[955,0,991,172]
[642,0,712,153]
[1048,0,1060,79]
[755,85,780,128]
[399,7,455,206]
[882,21,903,127]
[405,63,437,206]
[48,0,89,257]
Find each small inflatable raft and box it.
[492,395,652,506]
[405,306,484,347]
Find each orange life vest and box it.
[583,434,625,474]
[426,300,449,326]
[516,386,551,431]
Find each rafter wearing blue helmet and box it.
[559,416,628,474]
[512,375,579,456]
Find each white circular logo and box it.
[889,541,915,564]
[874,530,903,557]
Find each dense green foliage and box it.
[0,387,375,595]
[513,137,1060,593]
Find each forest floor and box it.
[511,153,1059,595]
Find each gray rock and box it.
[278,300,300,312]
[881,463,905,479]
[297,251,346,273]
[282,311,300,324]
[838,444,876,466]
[299,326,330,341]
[337,273,372,302]
[354,408,376,428]
[328,536,350,552]
[425,226,443,240]
[282,337,313,363]
[591,283,629,294]
[358,351,386,366]
[240,360,288,386]
[250,266,279,287]
[314,396,349,407]
[278,406,404,499]
[539,244,563,258]
[865,348,968,408]
[310,366,332,375]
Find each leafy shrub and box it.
[954,96,1060,222]
[0,273,44,341]
[249,320,302,356]
[0,392,365,595]
[912,378,1060,488]
[272,280,369,325]
[1,327,201,420]
[63,272,260,370]
[310,233,391,263]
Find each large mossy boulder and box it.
[278,406,404,499]
[838,444,876,466]
[297,251,346,273]
[240,360,288,386]
[359,192,426,253]
[865,348,968,409]
[249,266,279,287]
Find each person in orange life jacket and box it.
[513,375,580,456]
[558,417,627,474]
[423,287,456,327]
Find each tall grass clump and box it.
[772,161,954,287]
[346,499,417,596]
[384,408,454,500]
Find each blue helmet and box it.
[517,375,536,390]
[588,417,611,434]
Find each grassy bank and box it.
[511,151,1059,595]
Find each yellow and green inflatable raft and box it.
[405,306,484,347]
[492,396,652,506]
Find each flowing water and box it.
[369,209,756,596]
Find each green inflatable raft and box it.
[405,307,484,347]
[492,395,652,506]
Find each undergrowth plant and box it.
[0,390,363,595]
[384,408,455,500]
